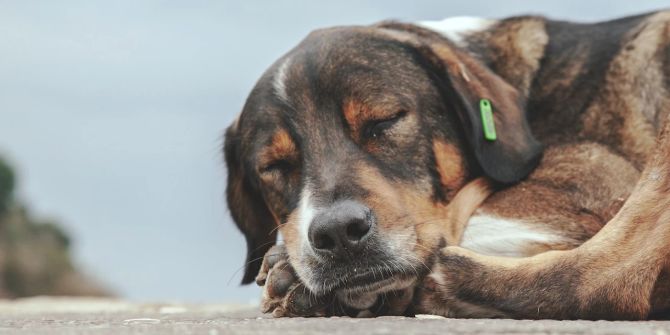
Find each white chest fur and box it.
[460,213,563,257]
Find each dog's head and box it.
[225,23,542,298]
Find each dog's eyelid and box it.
[363,109,408,139]
[258,159,293,174]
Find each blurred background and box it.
[0,0,667,304]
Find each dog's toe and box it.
[265,259,296,297]
[256,244,288,286]
[257,245,330,317]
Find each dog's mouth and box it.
[308,263,419,296]
[298,234,432,296]
[332,268,418,310]
[340,275,418,302]
[338,268,410,292]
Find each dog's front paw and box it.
[255,245,417,317]
[255,245,331,317]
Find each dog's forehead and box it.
[235,27,444,167]
[291,26,422,85]
[237,26,425,138]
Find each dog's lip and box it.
[330,267,414,294]
[338,275,398,294]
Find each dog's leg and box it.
[419,117,670,320]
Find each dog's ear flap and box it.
[378,23,543,183]
[224,120,277,284]
[435,47,543,184]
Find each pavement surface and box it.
[0,297,669,334]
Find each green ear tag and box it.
[479,99,497,141]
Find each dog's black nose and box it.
[308,200,374,256]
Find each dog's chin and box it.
[304,265,418,300]
[337,272,416,294]
[335,275,417,310]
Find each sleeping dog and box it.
[224,11,670,319]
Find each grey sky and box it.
[0,0,667,303]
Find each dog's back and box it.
[462,12,670,166]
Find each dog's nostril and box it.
[308,201,375,255]
[313,233,336,251]
[346,219,370,242]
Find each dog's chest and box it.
[460,213,564,257]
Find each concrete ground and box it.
[0,298,669,334]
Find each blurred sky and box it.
[0,0,667,303]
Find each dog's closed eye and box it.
[363,110,408,140]
[259,159,294,175]
[257,129,299,178]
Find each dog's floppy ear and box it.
[432,45,544,184]
[224,120,277,284]
[378,23,543,183]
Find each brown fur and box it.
[226,10,670,319]
[432,140,466,196]
[467,17,549,98]
[258,129,298,169]
[413,11,670,319]
[423,117,670,319]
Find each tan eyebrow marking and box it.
[343,99,369,135]
[343,98,394,136]
[258,129,298,169]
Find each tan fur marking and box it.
[343,99,366,135]
[355,160,493,255]
[343,98,386,138]
[354,163,444,260]
[279,205,302,279]
[432,140,466,194]
[343,98,401,138]
[258,129,298,170]
[442,178,493,245]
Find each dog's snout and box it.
[308,200,374,256]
